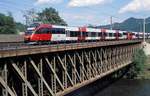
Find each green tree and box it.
[37,7,67,26]
[15,22,26,32]
[0,13,17,34]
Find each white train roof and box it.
[132,32,138,34]
[106,30,116,33]
[27,27,35,30]
[36,24,147,34]
[53,25,67,29]
[86,28,100,32]
[65,26,79,31]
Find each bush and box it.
[126,49,147,79]
[0,13,17,34]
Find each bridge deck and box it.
[0,40,142,58]
[0,40,142,96]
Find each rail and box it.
[0,42,25,48]
[0,40,142,58]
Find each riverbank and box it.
[137,56,150,79]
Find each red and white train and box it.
[24,24,150,44]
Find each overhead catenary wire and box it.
[82,4,123,27]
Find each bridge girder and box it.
[0,43,141,96]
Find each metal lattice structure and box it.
[0,41,141,96]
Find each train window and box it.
[112,33,115,37]
[82,32,87,37]
[51,29,56,34]
[75,31,78,36]
[109,33,113,37]
[136,34,139,37]
[25,30,33,35]
[35,30,40,34]
[42,28,50,34]
[59,28,65,34]
[35,28,50,34]
[69,31,73,37]
[98,33,102,37]
[91,32,96,37]
[51,28,65,34]
[88,32,91,37]
[96,32,99,37]
[123,33,127,35]
[85,32,88,37]
[61,29,65,34]
[104,32,108,37]
[79,32,83,37]
[70,31,78,37]
[76,32,80,36]
[56,29,60,34]
[119,33,123,37]
[114,33,122,37]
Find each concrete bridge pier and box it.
[143,42,150,56]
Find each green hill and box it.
[97,17,150,32]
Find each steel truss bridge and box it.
[0,40,143,96]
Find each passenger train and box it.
[24,24,150,44]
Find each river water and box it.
[94,79,150,96]
[66,79,150,96]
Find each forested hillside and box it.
[0,7,67,34]
[97,17,150,32]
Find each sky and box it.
[0,0,150,26]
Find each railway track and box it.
[0,42,27,49]
[0,39,149,51]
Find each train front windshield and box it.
[25,23,40,35]
[25,30,34,35]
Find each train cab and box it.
[24,27,35,43]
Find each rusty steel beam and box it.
[0,42,141,96]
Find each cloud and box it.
[119,0,150,13]
[35,0,62,5]
[62,13,94,21]
[61,13,105,26]
[68,0,110,7]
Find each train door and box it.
[101,29,106,40]
[78,27,86,41]
[147,32,149,39]
[127,32,130,40]
[127,32,132,40]
[137,32,140,39]
[130,32,133,40]
[148,33,150,39]
[115,30,119,40]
